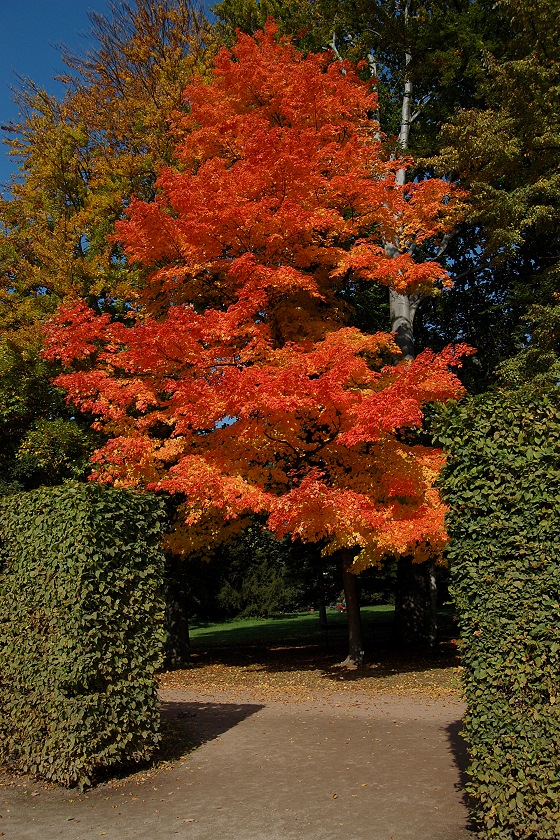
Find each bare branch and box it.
[435,231,455,260]
[410,93,433,124]
[328,32,345,70]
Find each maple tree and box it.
[214,0,560,644]
[212,0,489,648]
[45,23,468,665]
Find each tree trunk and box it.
[340,550,364,668]
[317,570,328,630]
[389,289,421,360]
[427,560,438,652]
[164,555,190,669]
[389,14,438,651]
[393,556,437,653]
[388,4,420,361]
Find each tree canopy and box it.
[0,0,213,492]
[46,25,468,571]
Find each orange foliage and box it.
[45,24,470,567]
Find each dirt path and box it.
[1,687,474,840]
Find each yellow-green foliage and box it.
[0,483,166,788]
[438,391,560,839]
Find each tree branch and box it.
[411,93,433,124]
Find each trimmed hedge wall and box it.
[438,391,560,839]
[0,483,166,788]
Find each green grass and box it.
[190,606,395,648]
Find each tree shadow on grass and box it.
[186,608,461,687]
[185,638,461,687]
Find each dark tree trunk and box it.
[427,560,438,651]
[393,556,437,654]
[340,550,364,668]
[164,555,190,669]
[317,570,328,630]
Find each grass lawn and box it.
[190,606,395,648]
[161,605,463,701]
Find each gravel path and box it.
[2,687,474,840]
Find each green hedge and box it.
[0,483,166,788]
[437,391,560,839]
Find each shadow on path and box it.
[446,719,479,835]
[2,696,475,840]
[159,699,264,762]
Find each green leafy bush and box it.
[437,390,560,839]
[0,483,166,788]
[216,527,306,618]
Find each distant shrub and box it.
[0,483,166,788]
[438,391,560,839]
[216,527,306,618]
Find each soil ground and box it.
[0,642,475,840]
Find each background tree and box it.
[46,26,468,665]
[5,0,556,655]
[0,0,213,496]
[0,329,99,494]
[426,0,560,386]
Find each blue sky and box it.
[0,1,112,189]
